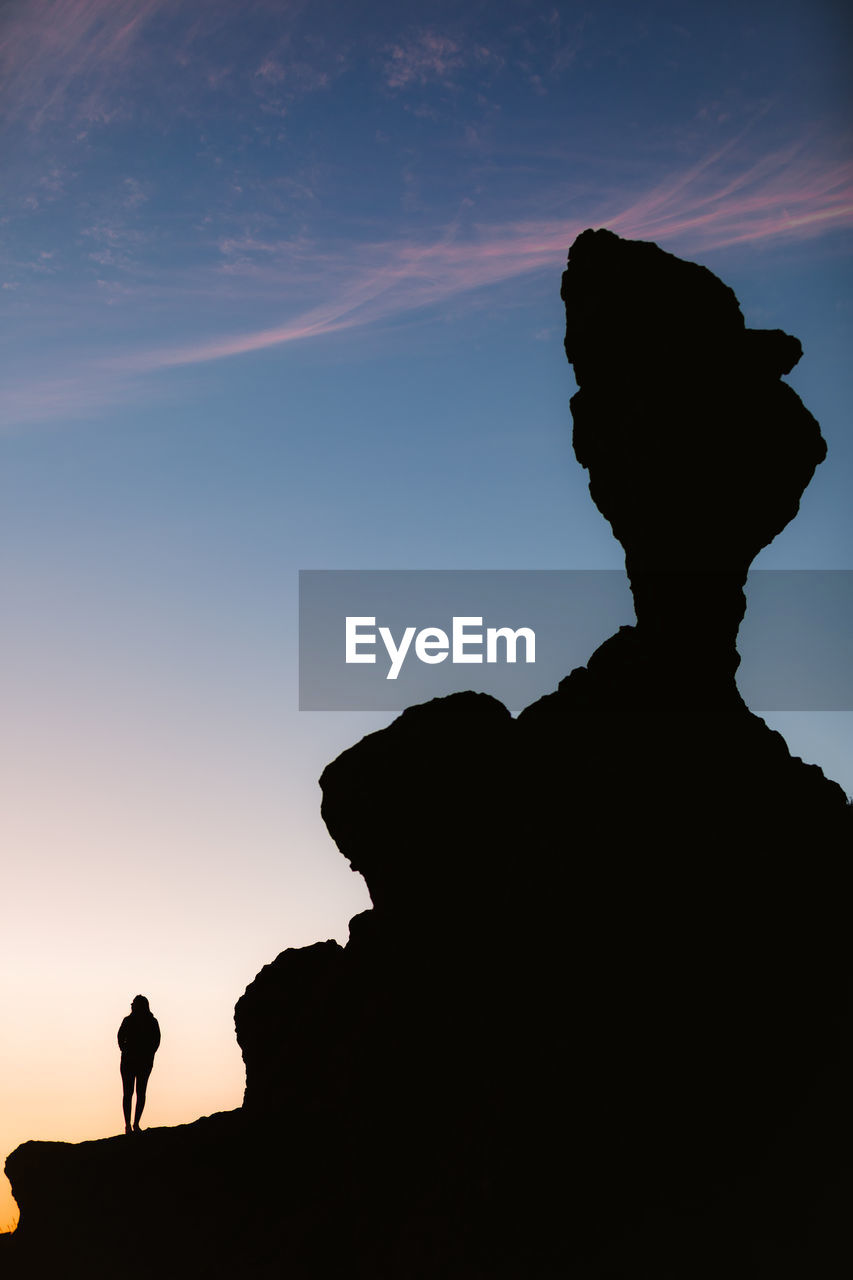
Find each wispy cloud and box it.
[384,32,464,90]
[0,0,172,128]
[118,139,853,371]
[602,136,853,248]
[3,138,851,425]
[81,219,151,269]
[0,0,311,130]
[122,177,148,209]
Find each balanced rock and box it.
[563,227,826,691]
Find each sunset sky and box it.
[2,0,852,1228]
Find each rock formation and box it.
[5,231,850,1278]
[563,226,826,696]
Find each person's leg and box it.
[120,1061,135,1134]
[133,1063,152,1131]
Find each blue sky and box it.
[1,0,851,1228]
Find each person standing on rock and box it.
[118,994,161,1134]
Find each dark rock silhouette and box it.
[562,226,826,697]
[5,231,851,1278]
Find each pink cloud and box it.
[116,141,853,373]
[256,57,286,83]
[0,0,171,128]
[3,138,851,426]
[601,137,853,249]
[0,1,312,128]
[384,32,464,90]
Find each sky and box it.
[1,0,851,1229]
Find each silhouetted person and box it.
[118,994,160,1135]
